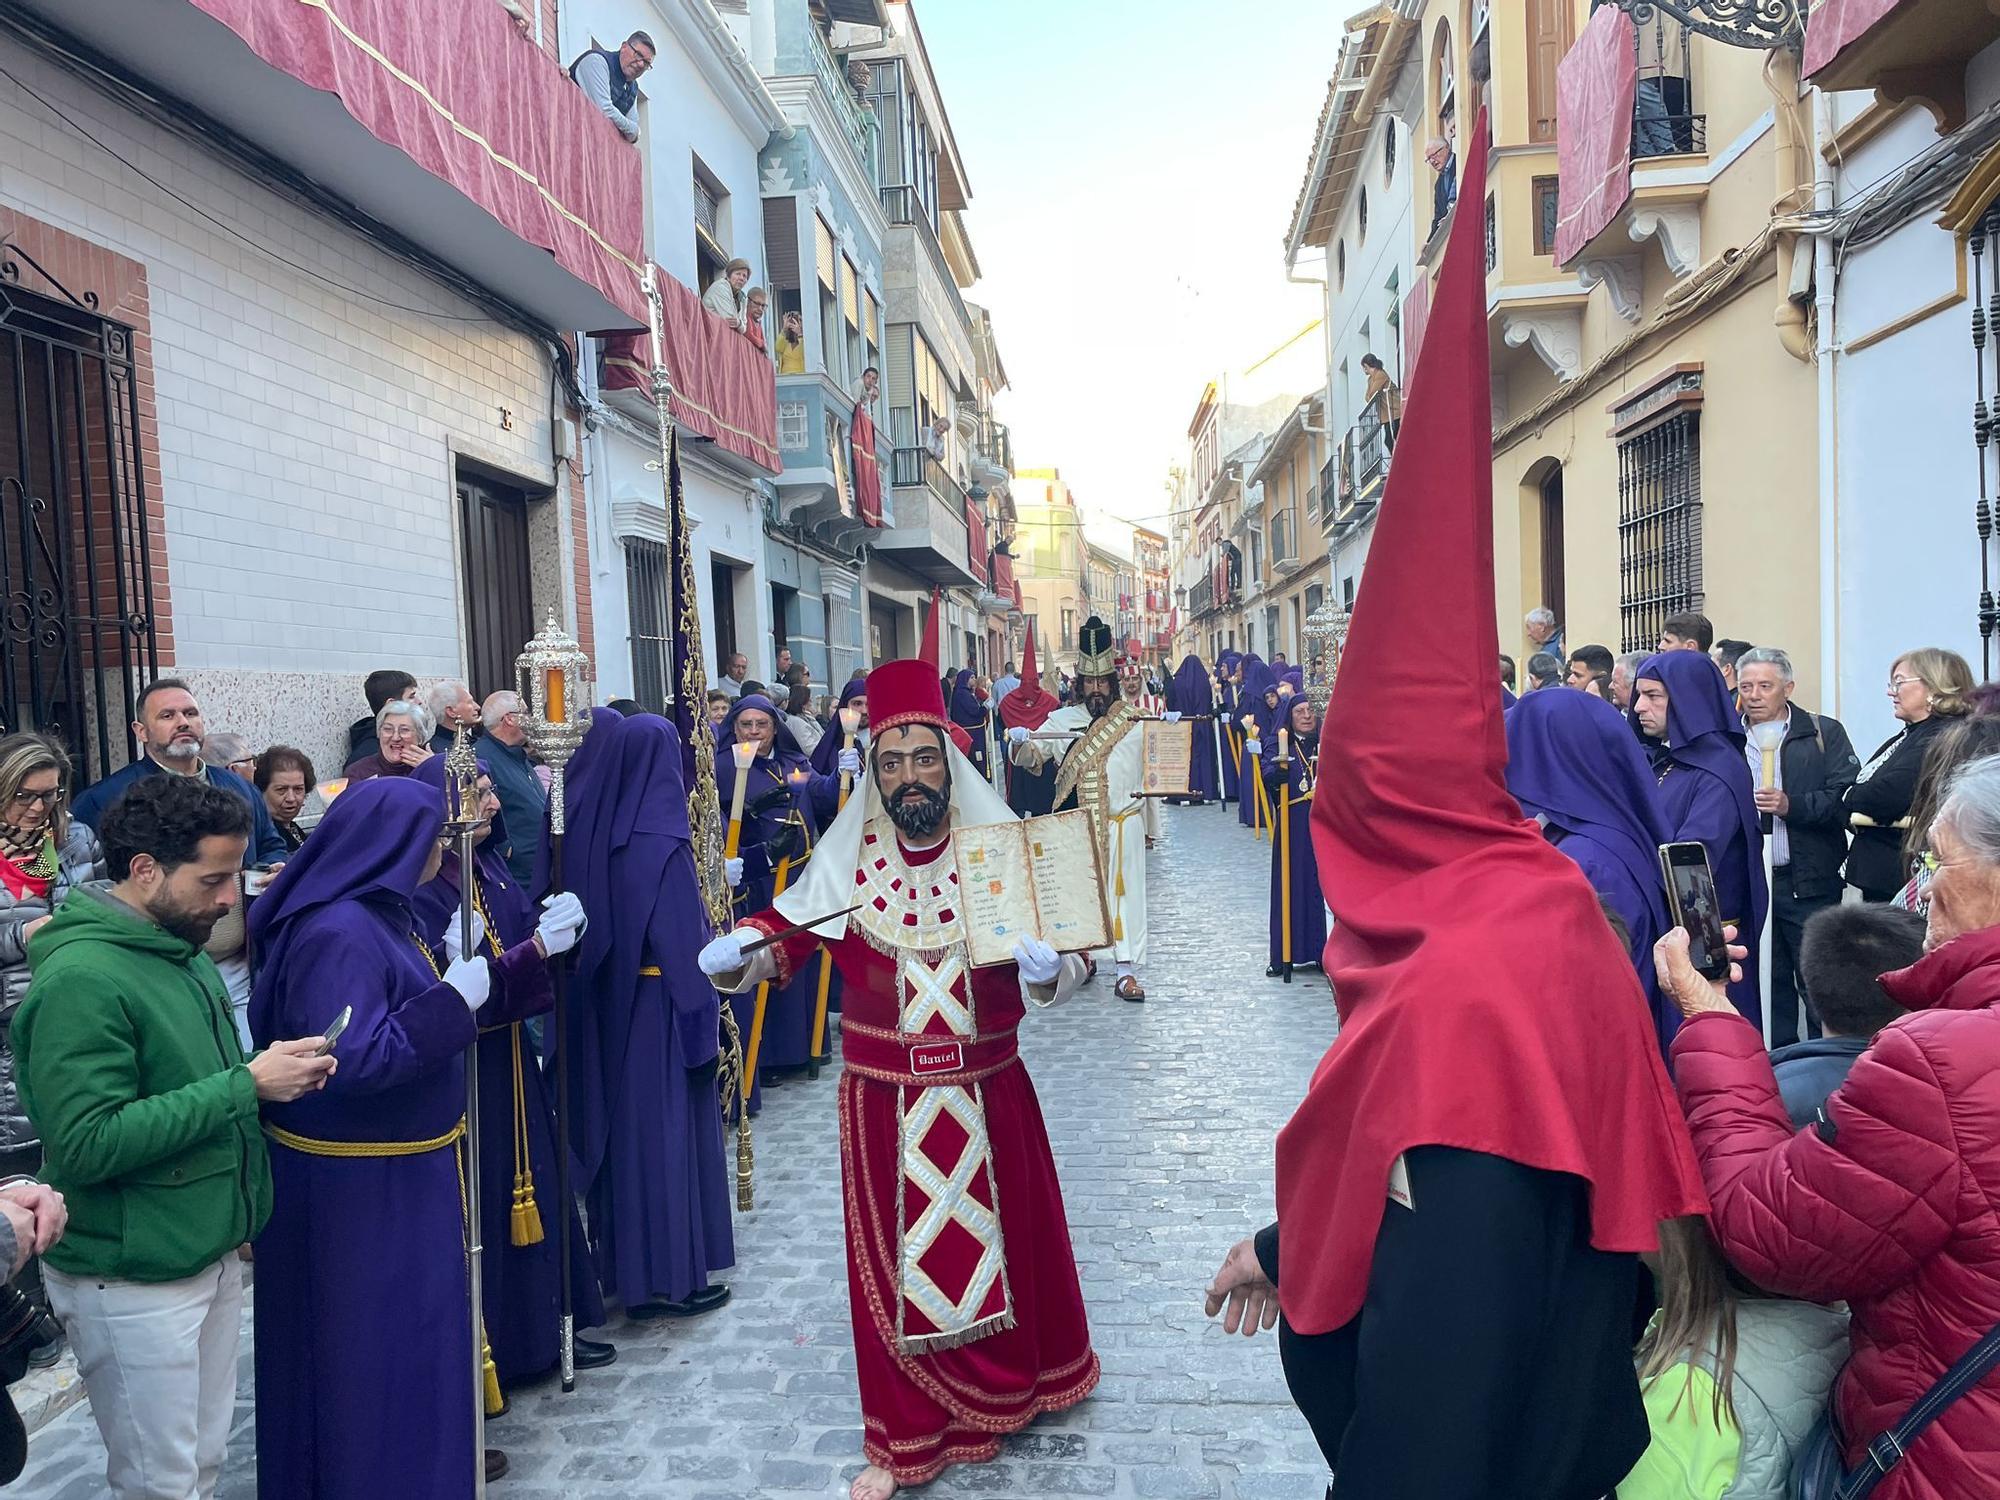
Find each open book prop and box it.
[952,810,1112,967]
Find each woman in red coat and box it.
[1661,751,2000,1498]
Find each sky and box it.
[917,0,1369,555]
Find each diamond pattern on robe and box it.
[899,1083,1005,1337]
[898,951,973,1038]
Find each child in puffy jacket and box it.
[1618,1217,1849,1500]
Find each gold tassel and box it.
[510,1178,543,1247]
[508,1028,544,1246]
[483,1341,504,1416]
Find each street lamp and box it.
[1611,0,1802,49]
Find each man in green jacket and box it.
[14,774,335,1500]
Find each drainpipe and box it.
[1770,49,1814,362]
[1813,86,1839,715]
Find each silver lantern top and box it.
[1302,598,1350,714]
[514,612,595,772]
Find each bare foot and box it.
[850,1464,898,1500]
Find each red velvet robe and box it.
[741,832,1098,1486]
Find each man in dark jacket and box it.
[14,776,332,1499]
[1737,647,1861,1048]
[71,680,289,869]
[1773,904,1921,1127]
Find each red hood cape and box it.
[1276,111,1706,1336]
[1000,630,1058,731]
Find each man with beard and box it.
[16,775,334,1500]
[697,660,1099,1500]
[1006,617,1158,1001]
[71,679,292,1044]
[72,680,290,866]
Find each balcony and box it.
[804,20,881,173]
[877,447,977,586]
[599,268,779,475]
[1271,509,1302,577]
[881,184,971,348]
[1805,0,2000,128]
[1189,575,1215,620]
[1333,412,1390,541]
[985,550,1022,617]
[22,0,646,332]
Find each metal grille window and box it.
[0,273,159,784]
[1617,409,1703,652]
[625,537,674,716]
[1533,176,1560,257]
[1485,194,1497,274]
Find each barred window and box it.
[626,538,674,716]
[1617,410,1703,652]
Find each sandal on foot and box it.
[1115,976,1146,1002]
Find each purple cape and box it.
[560,710,734,1304]
[1635,650,1768,1028]
[247,777,495,1499]
[1172,654,1221,802]
[409,757,607,1372]
[1505,689,1675,1046]
[1267,719,1326,968]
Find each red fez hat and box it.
[866,658,948,736]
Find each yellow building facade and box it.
[1412,1,1825,694]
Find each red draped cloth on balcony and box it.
[966,500,988,586]
[1554,4,1638,267]
[191,0,644,326]
[600,273,779,473]
[852,402,884,527]
[991,552,1015,604]
[1803,0,1903,76]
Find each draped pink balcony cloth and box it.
[191,0,646,327]
[600,273,779,474]
[1554,5,1639,267]
[1804,0,1904,77]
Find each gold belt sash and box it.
[264,1119,465,1156]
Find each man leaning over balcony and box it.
[568,31,654,144]
[704,260,752,331]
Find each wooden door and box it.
[456,471,534,698]
[1527,0,1574,144]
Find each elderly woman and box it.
[1845,647,1976,901]
[1660,751,2000,1500]
[253,746,316,853]
[0,734,103,1180]
[344,699,436,781]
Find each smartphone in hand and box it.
[1658,841,1731,981]
[314,1005,353,1057]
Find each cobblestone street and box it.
[12,802,1337,1500]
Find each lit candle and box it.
[837,707,861,812]
[544,667,566,725]
[1278,727,1290,765]
[723,741,755,859]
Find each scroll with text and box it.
[1139,718,1193,796]
[953,810,1111,967]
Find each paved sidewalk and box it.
[11,800,1337,1499]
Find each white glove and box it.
[1244,739,1263,757]
[1007,726,1030,745]
[724,857,744,889]
[1164,711,1182,723]
[838,747,862,775]
[1013,936,1062,986]
[698,931,747,976]
[442,905,486,963]
[443,953,491,1013]
[536,891,586,957]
